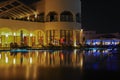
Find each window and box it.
[60,11,73,22]
[37,12,44,22]
[46,12,58,22]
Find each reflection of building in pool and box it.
[0,50,84,67]
[83,31,120,46]
[0,0,82,47]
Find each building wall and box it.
[0,0,82,47]
[44,0,81,29]
[0,19,45,31]
[45,22,81,30]
[44,0,82,46]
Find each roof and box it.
[0,0,36,19]
[19,0,40,4]
[96,34,120,39]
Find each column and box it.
[57,30,60,46]
[5,34,8,47]
[36,35,38,47]
[80,29,83,45]
[43,32,46,46]
[0,35,2,47]
[29,33,33,46]
[73,30,76,47]
[13,32,16,43]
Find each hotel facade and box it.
[0,0,82,47]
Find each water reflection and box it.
[0,50,84,68]
[0,48,119,79]
[0,48,118,67]
[84,48,120,71]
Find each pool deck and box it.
[0,45,119,51]
[0,46,83,51]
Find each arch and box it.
[76,13,81,23]
[46,11,58,22]
[60,11,73,22]
[37,12,45,22]
[16,29,30,36]
[0,28,12,35]
[33,30,45,46]
[33,30,45,35]
[0,28,14,47]
[14,29,31,46]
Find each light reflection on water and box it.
[0,50,84,67]
[0,48,119,79]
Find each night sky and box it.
[82,0,120,33]
[0,0,119,33]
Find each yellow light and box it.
[74,49,77,54]
[34,12,38,18]
[44,51,46,57]
[0,54,1,59]
[80,54,84,69]
[80,29,83,32]
[74,42,77,47]
[23,34,26,36]
[30,33,33,37]
[36,51,38,57]
[5,56,8,63]
[6,34,8,37]
[13,58,16,64]
[30,57,32,64]
[20,16,23,18]
[27,16,30,20]
[80,58,83,67]
[35,14,37,18]
[13,32,16,36]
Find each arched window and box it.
[76,13,81,23]
[46,12,58,22]
[60,11,73,22]
[37,12,45,22]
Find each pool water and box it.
[0,48,120,80]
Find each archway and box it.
[0,28,12,47]
[15,29,30,46]
[33,30,45,47]
[60,11,73,22]
[46,11,58,22]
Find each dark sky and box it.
[0,0,119,33]
[81,0,120,33]
[19,0,40,4]
[0,0,39,4]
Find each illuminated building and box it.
[83,31,120,46]
[0,0,82,47]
